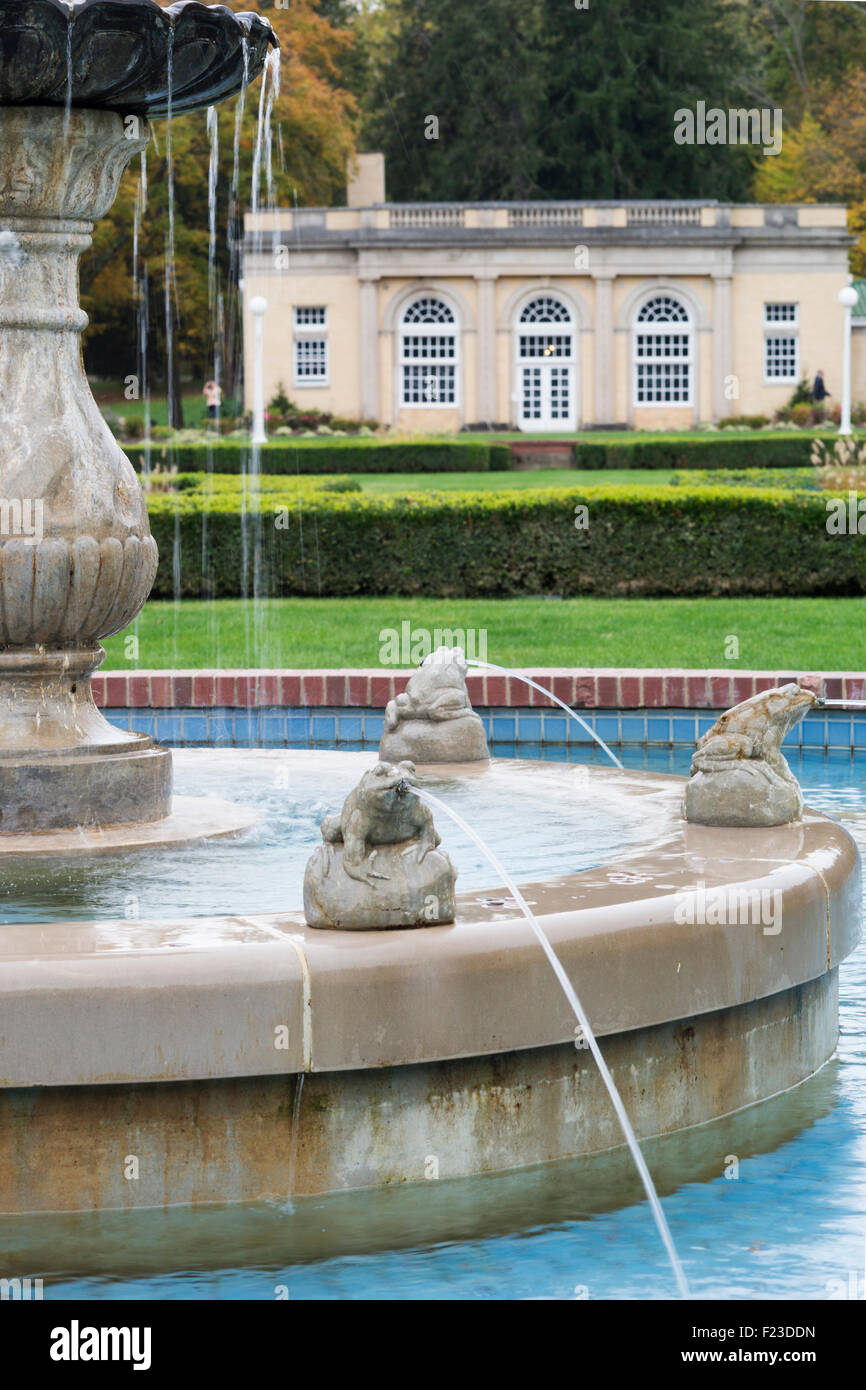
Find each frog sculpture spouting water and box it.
[683,683,818,828]
[303,761,457,930]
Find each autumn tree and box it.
[749,0,866,121]
[754,70,866,275]
[81,0,359,413]
[752,2,866,273]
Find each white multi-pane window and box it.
[633,295,692,405]
[400,297,457,406]
[293,305,328,385]
[516,296,575,429]
[764,303,798,323]
[763,303,799,383]
[294,306,326,326]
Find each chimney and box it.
[347,152,385,207]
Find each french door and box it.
[518,362,576,430]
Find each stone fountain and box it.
[0,0,276,834]
[0,5,861,1237]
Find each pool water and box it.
[0,750,671,925]
[1,746,865,1301]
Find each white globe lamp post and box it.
[249,295,268,446]
[838,285,858,436]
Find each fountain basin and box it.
[0,0,277,116]
[0,757,858,1213]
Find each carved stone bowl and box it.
[0,0,278,117]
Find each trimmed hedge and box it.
[669,468,819,491]
[572,433,821,471]
[145,482,866,600]
[127,432,828,475]
[125,439,512,475]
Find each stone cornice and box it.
[243,226,854,256]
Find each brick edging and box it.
[91,668,862,710]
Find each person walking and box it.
[203,378,223,421]
[812,369,830,403]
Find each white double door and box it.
[518,361,576,430]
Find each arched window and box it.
[516,295,575,428]
[633,294,692,405]
[519,296,572,325]
[400,296,457,406]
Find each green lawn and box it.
[91,385,212,429]
[354,469,679,492]
[103,596,866,671]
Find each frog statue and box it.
[683,683,819,828]
[379,647,489,765]
[303,761,457,929]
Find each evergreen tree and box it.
[366,0,757,202]
[364,0,548,201]
[539,0,755,200]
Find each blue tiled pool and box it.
[105,705,866,753]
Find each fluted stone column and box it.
[0,107,171,830]
[713,273,733,420]
[359,276,380,421]
[593,272,615,425]
[475,273,497,424]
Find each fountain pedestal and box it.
[0,106,171,830]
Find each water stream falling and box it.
[413,784,690,1299]
[159,28,183,667]
[263,49,281,245]
[221,42,250,661]
[228,36,249,297]
[137,263,151,476]
[132,150,152,483]
[165,28,176,300]
[206,104,219,311]
[240,48,282,668]
[286,1072,305,1213]
[467,659,624,769]
[249,48,269,240]
[203,104,221,654]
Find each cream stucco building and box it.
[242,156,853,432]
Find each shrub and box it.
[669,467,819,491]
[787,376,815,409]
[127,439,497,474]
[789,403,813,428]
[124,431,841,476]
[717,415,770,430]
[123,415,146,440]
[290,410,332,430]
[573,433,820,470]
[145,478,866,600]
[267,382,294,418]
[317,476,362,493]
